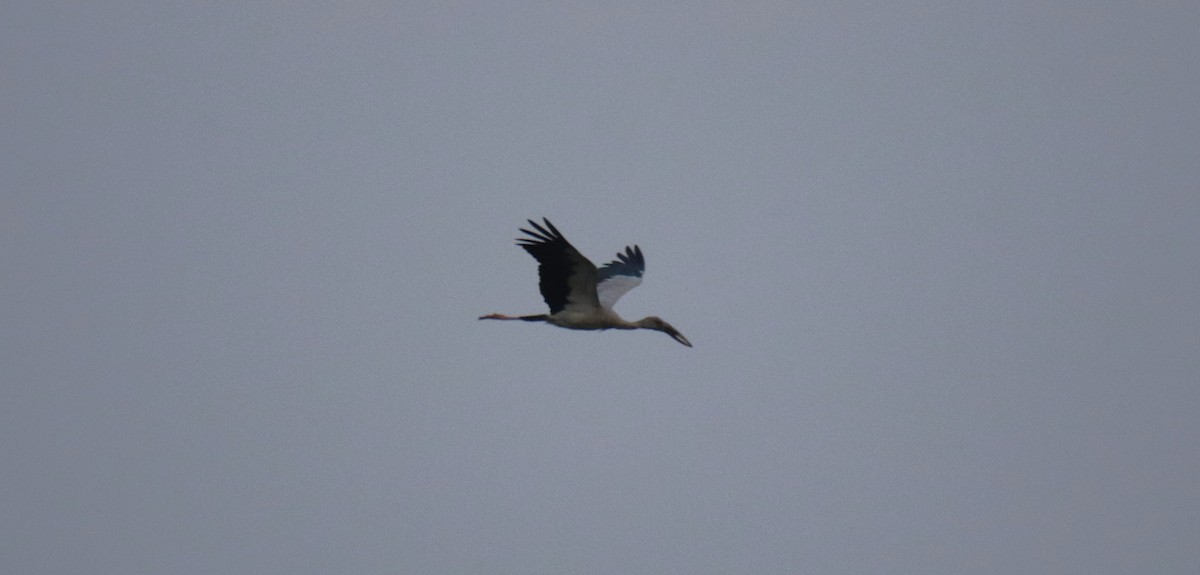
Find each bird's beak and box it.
[665,326,692,348]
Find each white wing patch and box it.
[597,274,642,310]
[595,245,646,311]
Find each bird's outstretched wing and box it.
[596,245,644,311]
[516,218,600,315]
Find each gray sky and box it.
[4,2,1199,573]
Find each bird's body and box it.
[479,218,691,347]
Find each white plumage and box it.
[479,218,692,347]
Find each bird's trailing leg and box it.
[478,313,549,322]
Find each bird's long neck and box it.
[629,317,658,330]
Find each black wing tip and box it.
[526,217,557,234]
[597,243,645,280]
[623,245,644,265]
[614,245,645,268]
[516,217,562,246]
[540,218,560,236]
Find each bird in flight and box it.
[480,218,692,347]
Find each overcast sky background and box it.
[4,2,1199,573]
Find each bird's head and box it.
[637,316,692,348]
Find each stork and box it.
[479,218,692,347]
